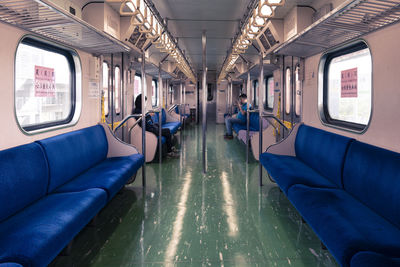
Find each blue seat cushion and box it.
[54,154,145,200]
[0,189,107,267]
[260,153,338,194]
[249,112,260,131]
[0,263,23,267]
[163,122,181,135]
[287,184,400,266]
[343,141,400,229]
[160,136,166,144]
[232,123,257,134]
[0,143,48,222]
[351,251,400,267]
[295,125,353,188]
[37,125,108,193]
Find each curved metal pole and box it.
[202,30,207,174]
[183,81,186,129]
[158,64,163,164]
[246,66,251,164]
[114,114,141,134]
[258,53,264,186]
[141,52,146,187]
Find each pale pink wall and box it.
[0,22,101,149]
[302,21,400,152]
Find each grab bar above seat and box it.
[261,112,290,132]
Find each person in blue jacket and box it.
[224,93,250,139]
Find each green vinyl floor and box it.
[50,123,339,267]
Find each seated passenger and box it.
[133,94,179,158]
[224,93,250,140]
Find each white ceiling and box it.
[151,0,252,73]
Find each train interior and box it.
[1,0,400,266]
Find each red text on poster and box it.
[35,65,55,97]
[341,68,357,98]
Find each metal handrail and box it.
[261,113,289,132]
[128,117,143,141]
[167,104,178,113]
[113,114,142,134]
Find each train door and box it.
[102,53,126,139]
[281,56,303,135]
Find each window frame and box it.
[103,61,110,117]
[15,36,80,133]
[253,79,259,108]
[264,75,274,112]
[114,65,121,115]
[152,79,158,107]
[285,67,291,115]
[318,40,372,133]
[295,64,302,117]
[133,73,142,98]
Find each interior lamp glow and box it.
[259,2,274,18]
[265,0,285,6]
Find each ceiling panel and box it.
[152,0,252,72]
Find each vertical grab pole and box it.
[202,30,207,174]
[158,64,163,164]
[246,66,251,164]
[141,52,146,187]
[226,79,229,116]
[121,52,125,141]
[230,79,233,115]
[180,81,183,125]
[258,53,264,186]
[183,82,186,129]
[111,54,114,130]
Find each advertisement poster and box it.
[341,68,358,98]
[35,65,55,97]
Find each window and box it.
[134,74,142,97]
[114,66,121,114]
[169,84,173,104]
[15,37,80,132]
[253,80,259,107]
[152,79,158,107]
[207,83,213,101]
[295,65,302,117]
[285,68,291,114]
[320,41,372,131]
[264,76,274,111]
[102,62,109,117]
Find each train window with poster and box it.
[264,76,274,111]
[103,62,109,117]
[285,67,291,114]
[320,41,372,132]
[152,79,158,107]
[295,65,302,117]
[114,66,121,115]
[15,36,80,133]
[253,80,259,108]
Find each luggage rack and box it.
[0,0,130,54]
[274,0,400,57]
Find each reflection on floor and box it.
[50,124,339,267]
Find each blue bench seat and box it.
[260,153,338,194]
[351,251,400,267]
[261,123,400,266]
[53,155,144,199]
[0,124,144,266]
[0,189,107,267]
[288,185,400,265]
[152,109,181,135]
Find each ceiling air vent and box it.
[256,19,283,55]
